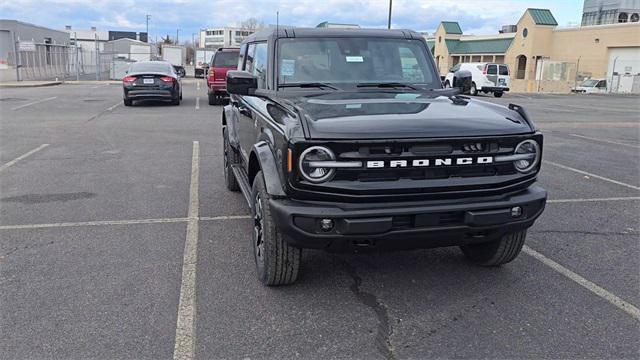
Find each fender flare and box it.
[250,141,286,197]
[223,104,241,149]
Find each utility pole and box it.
[387,0,393,29]
[176,29,180,44]
[145,15,151,43]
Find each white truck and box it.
[195,48,215,78]
[162,45,186,77]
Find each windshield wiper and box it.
[357,82,419,90]
[279,82,339,90]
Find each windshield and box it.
[277,37,439,88]
[214,51,239,67]
[581,79,599,87]
[129,62,172,73]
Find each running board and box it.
[231,164,252,208]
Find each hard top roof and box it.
[242,27,423,43]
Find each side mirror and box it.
[227,70,257,96]
[453,70,472,95]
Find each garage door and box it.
[607,47,640,93]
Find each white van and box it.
[444,63,510,97]
[571,78,607,94]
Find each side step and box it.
[231,164,252,208]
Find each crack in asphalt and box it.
[343,260,396,360]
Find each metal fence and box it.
[7,43,162,81]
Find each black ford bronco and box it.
[222,28,546,285]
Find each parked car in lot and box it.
[222,28,547,285]
[207,48,240,105]
[571,78,607,94]
[122,61,182,106]
[444,62,510,97]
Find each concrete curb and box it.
[0,81,62,88]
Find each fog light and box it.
[511,206,523,217]
[320,219,334,232]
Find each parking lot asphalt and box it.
[1,82,639,359]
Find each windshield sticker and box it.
[281,59,295,76]
[346,56,364,63]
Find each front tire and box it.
[494,91,504,98]
[223,128,240,192]
[470,82,478,96]
[251,171,301,286]
[460,230,527,266]
[444,80,451,88]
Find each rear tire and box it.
[171,97,180,106]
[208,92,216,106]
[460,230,527,266]
[252,171,301,286]
[123,98,132,106]
[444,80,451,88]
[494,91,503,98]
[470,82,478,96]
[223,128,240,192]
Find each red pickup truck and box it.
[207,48,240,105]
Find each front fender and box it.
[251,141,286,197]
[223,103,240,149]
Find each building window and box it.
[516,55,526,79]
[438,36,441,43]
[522,28,528,38]
[618,12,628,23]
[631,13,639,22]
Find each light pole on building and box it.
[387,0,392,29]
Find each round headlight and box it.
[299,146,336,183]
[513,139,540,173]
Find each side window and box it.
[487,64,497,75]
[597,80,606,88]
[252,42,268,89]
[245,43,256,73]
[238,44,246,70]
[499,65,509,75]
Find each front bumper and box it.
[481,86,509,92]
[269,185,546,252]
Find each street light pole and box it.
[146,14,151,42]
[176,29,180,44]
[387,0,393,29]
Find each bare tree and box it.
[238,18,265,41]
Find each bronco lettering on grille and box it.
[366,157,493,169]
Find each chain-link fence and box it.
[7,43,164,81]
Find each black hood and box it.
[288,91,533,140]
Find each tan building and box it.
[427,8,640,93]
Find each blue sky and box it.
[1,0,583,43]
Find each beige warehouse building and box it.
[427,8,640,93]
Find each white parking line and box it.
[199,215,251,221]
[106,102,120,112]
[11,96,57,111]
[173,141,200,360]
[0,217,189,230]
[195,97,200,110]
[568,134,640,149]
[0,144,49,173]
[196,82,200,91]
[523,246,640,321]
[544,160,640,191]
[548,197,640,204]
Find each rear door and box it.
[486,64,499,87]
[498,64,510,87]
